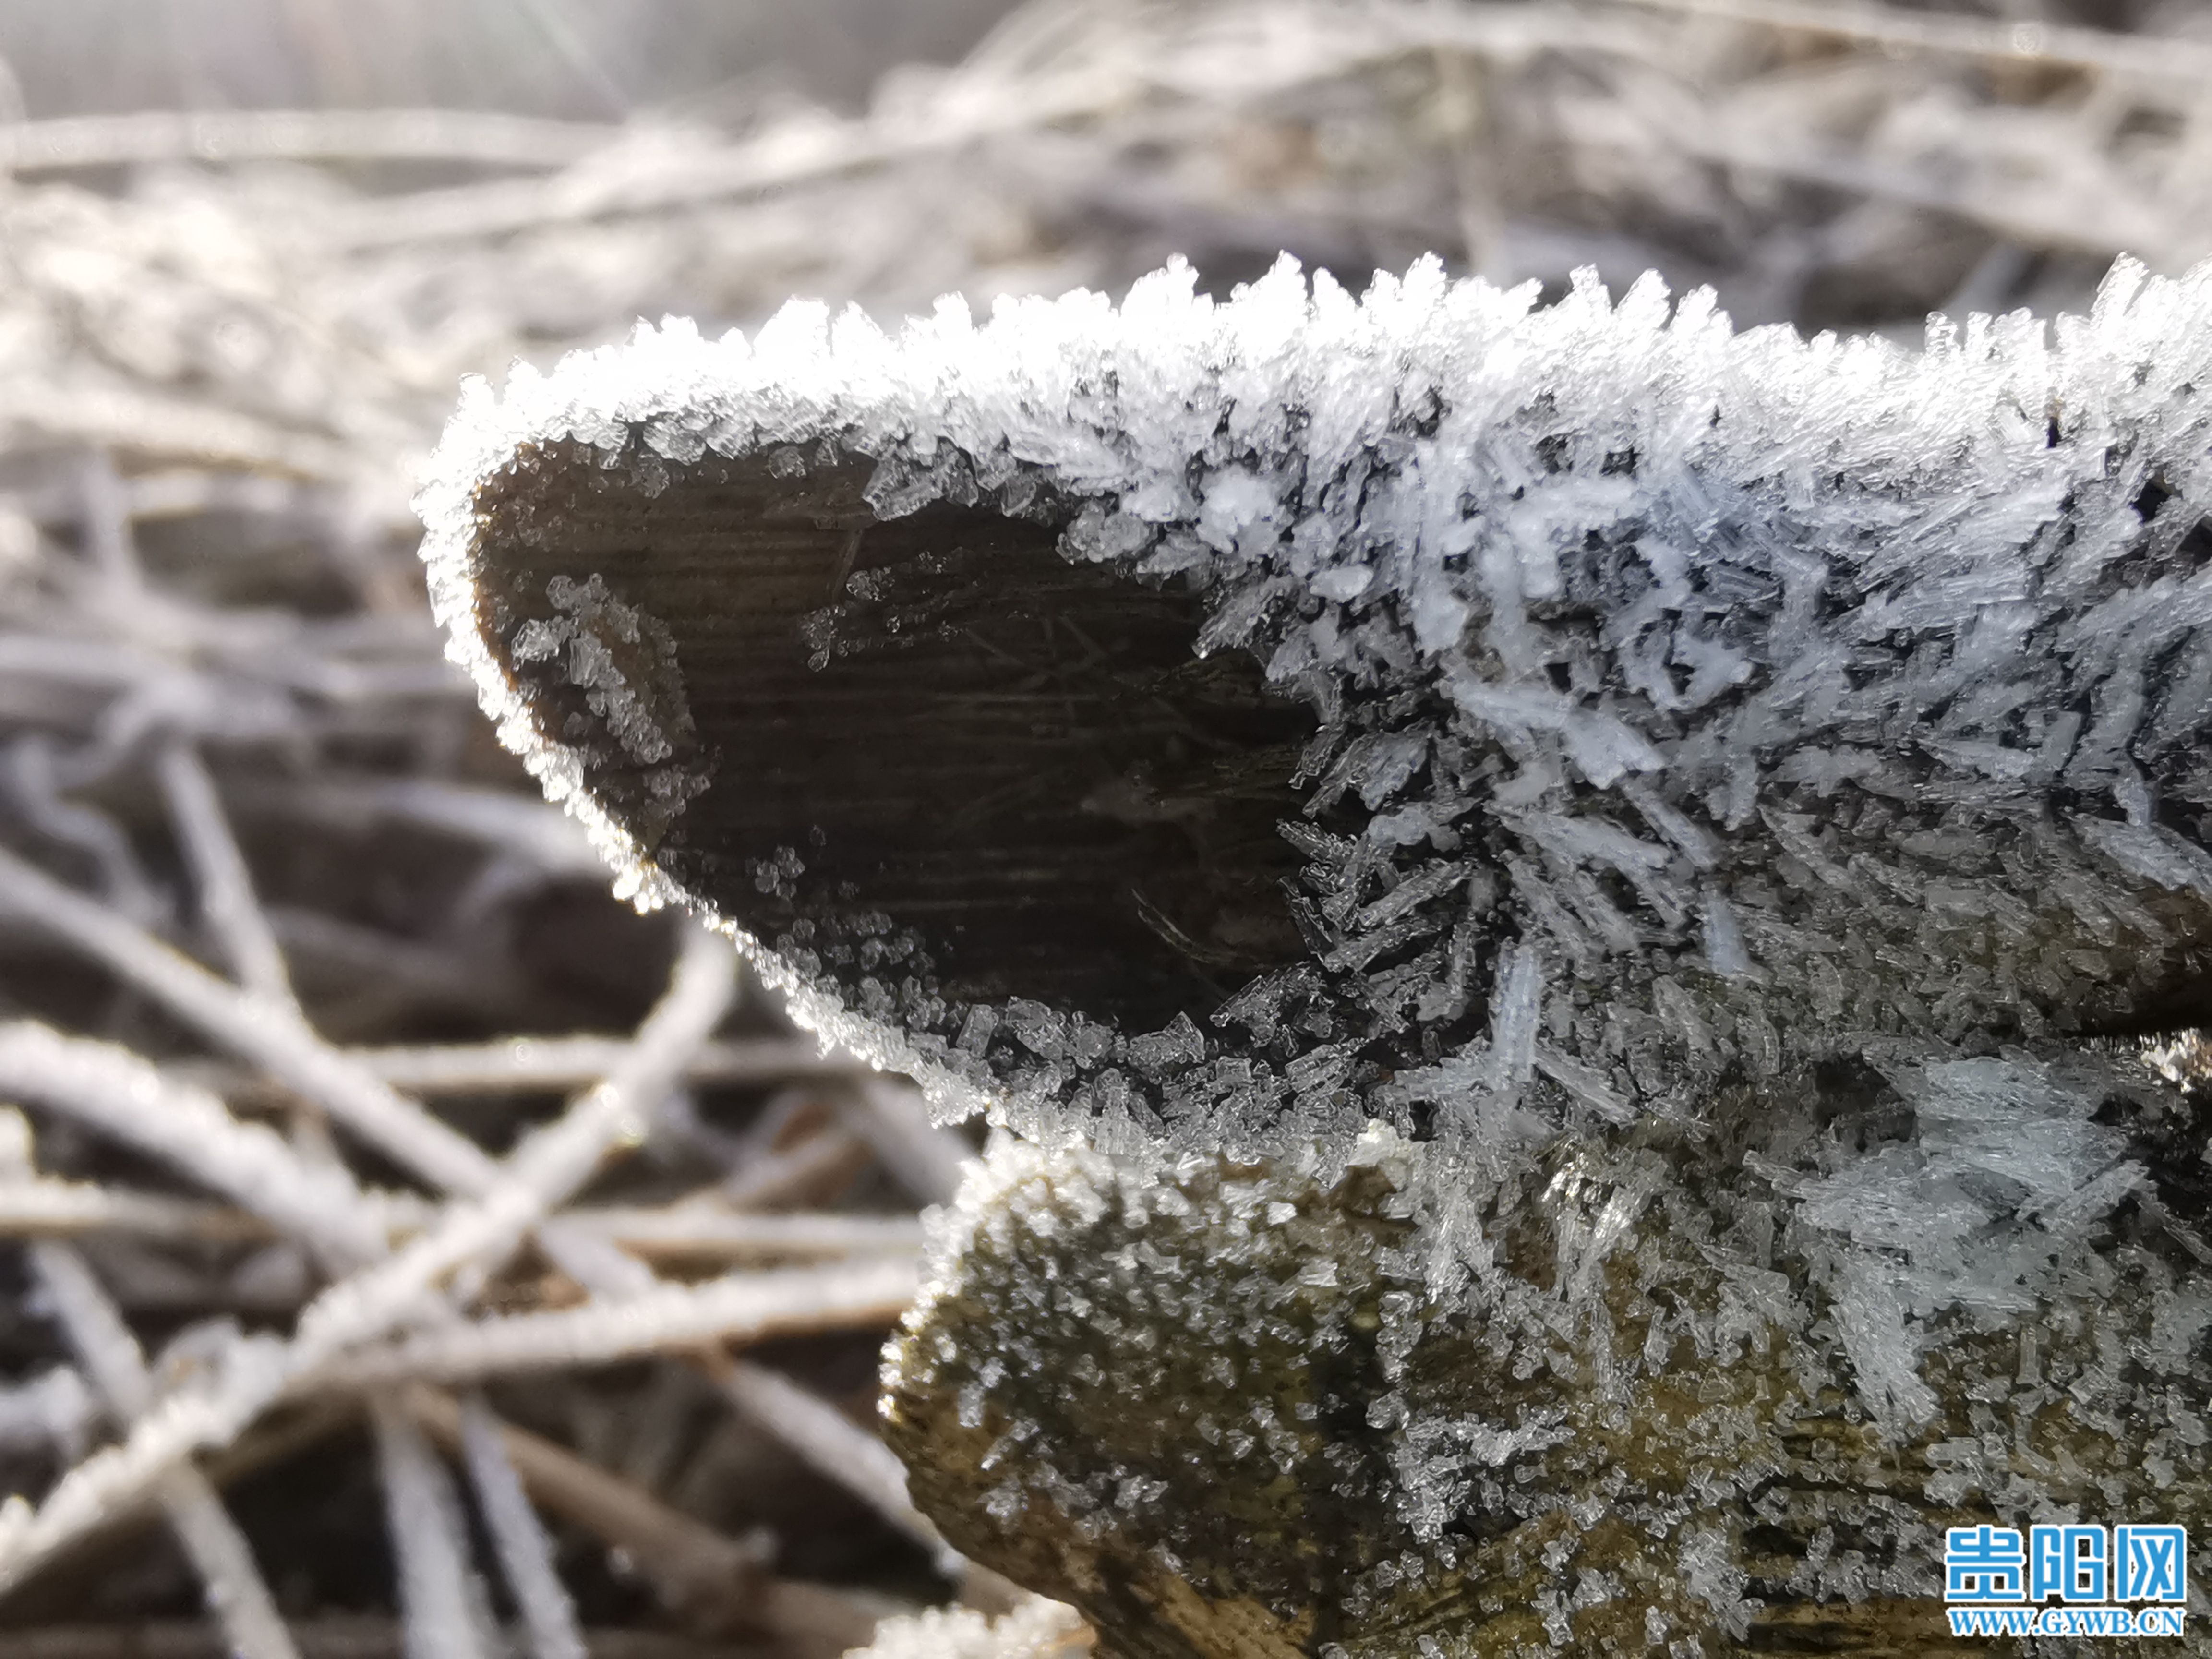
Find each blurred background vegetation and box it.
[0,0,1026,118]
[0,0,2180,118]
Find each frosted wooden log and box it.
[420,257,2212,1157]
[420,258,2212,1658]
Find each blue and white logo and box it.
[1944,1524,2188,1640]
[2116,1527,2189,1606]
[1947,1524,2027,1605]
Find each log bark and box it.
[882,1112,2212,1659]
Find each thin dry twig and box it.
[1614,0,2212,85]
[369,1400,496,1659]
[342,1036,866,1095]
[458,1393,589,1659]
[309,1257,921,1391]
[0,1623,763,1659]
[30,1243,301,1659]
[0,109,619,173]
[156,740,296,1005]
[712,1360,940,1557]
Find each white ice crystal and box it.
[848,1596,1090,1659]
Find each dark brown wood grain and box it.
[469,439,1312,1033]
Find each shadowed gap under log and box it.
[468,439,1314,1034]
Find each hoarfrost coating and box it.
[418,254,2212,1164]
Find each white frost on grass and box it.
[373,1399,501,1659]
[459,1394,588,1659]
[32,1241,301,1659]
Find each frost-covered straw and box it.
[0,732,776,1626]
[0,1023,385,1265]
[0,1175,268,1244]
[344,1033,858,1094]
[0,844,498,1198]
[1622,0,2212,85]
[30,1242,301,1659]
[0,108,616,174]
[458,1393,588,1659]
[0,1367,95,1458]
[526,923,740,1290]
[0,785,751,1623]
[156,739,293,1004]
[371,1400,497,1659]
[0,838,742,1234]
[0,926,739,1593]
[715,1126,872,1210]
[0,1170,535,1590]
[406,1385,784,1634]
[717,1358,942,1555]
[835,1079,973,1208]
[306,1256,920,1389]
